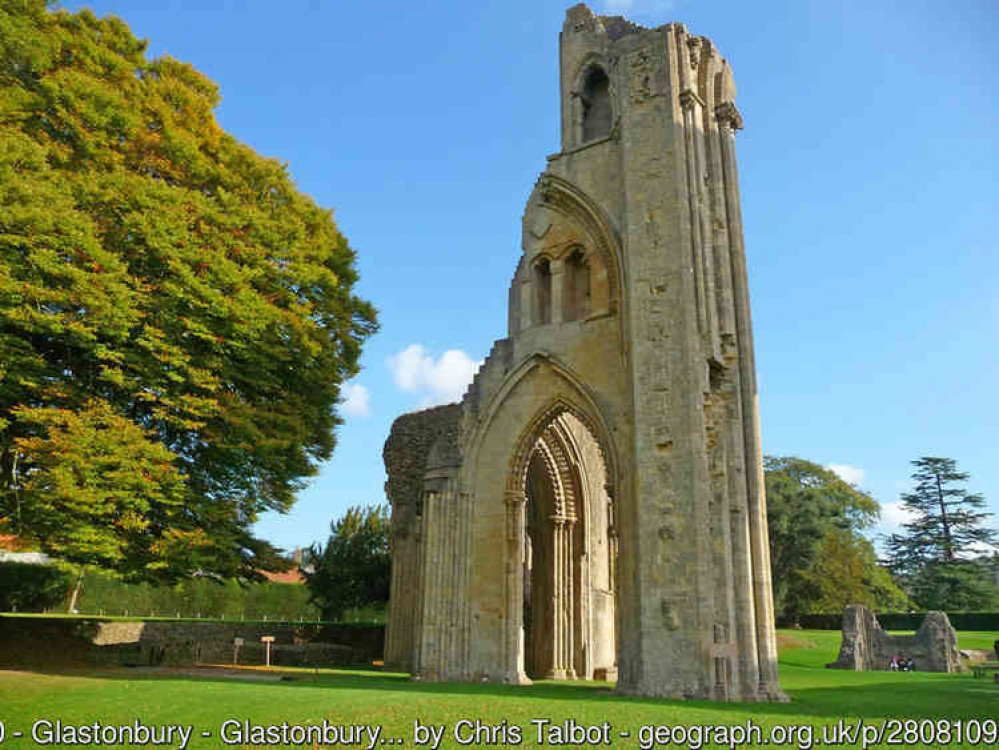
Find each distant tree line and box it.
[304,505,390,622]
[767,454,996,624]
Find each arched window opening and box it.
[563,248,590,322]
[581,67,611,142]
[533,259,552,325]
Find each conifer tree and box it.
[885,457,997,609]
[305,506,390,621]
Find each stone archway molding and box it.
[465,350,618,500]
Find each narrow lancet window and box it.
[534,259,552,325]
[563,248,590,321]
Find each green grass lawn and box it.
[0,630,995,749]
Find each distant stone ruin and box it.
[827,605,965,673]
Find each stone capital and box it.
[715,101,743,130]
[679,88,705,111]
[505,489,527,506]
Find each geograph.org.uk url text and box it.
[4,717,996,749]
[628,718,997,749]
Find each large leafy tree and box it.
[764,456,907,622]
[798,528,910,615]
[0,1,377,581]
[884,457,997,610]
[305,505,390,621]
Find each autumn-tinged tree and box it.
[12,401,193,574]
[0,1,376,581]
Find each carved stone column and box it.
[606,486,619,671]
[716,100,782,701]
[564,518,577,679]
[546,516,567,679]
[708,100,760,701]
[505,490,531,685]
[679,87,710,341]
[550,258,566,325]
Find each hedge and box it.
[74,571,322,621]
[0,562,71,611]
[0,566,387,623]
[797,611,999,631]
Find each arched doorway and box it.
[519,409,616,681]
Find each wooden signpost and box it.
[260,635,275,668]
[233,637,244,665]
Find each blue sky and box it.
[62,1,998,553]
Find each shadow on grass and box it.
[3,662,994,720]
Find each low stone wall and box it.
[827,605,965,673]
[0,617,384,669]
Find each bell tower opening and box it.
[580,66,611,142]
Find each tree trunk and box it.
[67,566,86,613]
[934,474,954,561]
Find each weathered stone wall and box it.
[382,404,462,670]
[546,3,780,701]
[385,2,783,701]
[827,605,965,673]
[0,617,383,668]
[383,404,463,532]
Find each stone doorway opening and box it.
[519,409,616,681]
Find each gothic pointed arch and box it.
[506,393,615,505]
[502,387,618,681]
[463,350,619,502]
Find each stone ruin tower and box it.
[383,3,784,701]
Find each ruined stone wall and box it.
[383,404,463,527]
[382,404,462,670]
[384,3,782,701]
[544,4,780,701]
[0,617,384,668]
[828,605,965,673]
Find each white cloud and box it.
[340,383,370,417]
[966,540,999,557]
[388,344,482,407]
[879,501,917,530]
[826,463,865,486]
